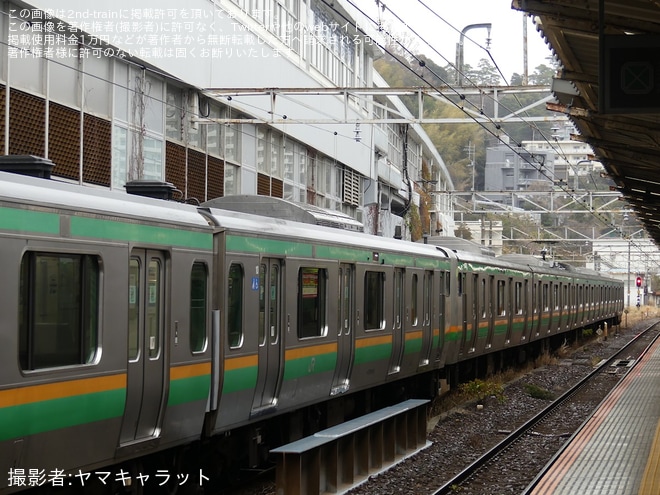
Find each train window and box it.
[411,274,418,325]
[481,278,487,318]
[19,252,99,370]
[228,264,244,348]
[128,259,140,361]
[423,272,432,324]
[497,280,506,316]
[394,269,403,329]
[258,264,267,346]
[298,267,327,338]
[364,271,385,330]
[514,282,523,315]
[542,283,549,312]
[147,259,162,359]
[554,284,560,311]
[190,262,208,353]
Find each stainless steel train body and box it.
[0,171,624,492]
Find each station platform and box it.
[527,333,660,495]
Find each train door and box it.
[388,268,405,374]
[120,249,167,444]
[533,280,542,338]
[419,271,433,366]
[459,271,468,354]
[487,275,497,350]
[468,273,486,352]
[434,271,447,363]
[251,259,283,414]
[506,278,514,344]
[332,264,355,394]
[469,274,480,352]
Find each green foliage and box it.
[459,379,505,404]
[454,223,473,240]
[406,203,423,242]
[524,384,554,401]
[375,50,560,190]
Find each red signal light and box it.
[636,276,643,287]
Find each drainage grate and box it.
[612,359,635,368]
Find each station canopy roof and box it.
[514,0,660,244]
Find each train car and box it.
[0,171,215,492]
[0,169,624,493]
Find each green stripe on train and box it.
[222,367,258,395]
[283,352,337,381]
[227,235,312,256]
[354,342,392,364]
[0,388,126,442]
[0,207,60,234]
[405,337,423,354]
[168,375,211,406]
[70,216,212,249]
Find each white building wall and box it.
[30,0,376,178]
[9,0,455,239]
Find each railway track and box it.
[432,322,660,495]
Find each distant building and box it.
[484,136,556,207]
[485,123,603,206]
[522,123,603,190]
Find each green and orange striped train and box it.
[0,169,623,493]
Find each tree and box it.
[455,223,473,240]
[473,58,502,86]
[528,64,556,85]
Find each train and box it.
[0,165,624,493]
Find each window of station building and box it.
[364,271,385,330]
[190,262,208,353]
[207,104,222,157]
[223,114,242,164]
[297,267,328,338]
[225,163,241,197]
[166,86,184,141]
[257,126,284,180]
[387,122,403,170]
[19,253,99,371]
[227,264,244,349]
[230,0,300,53]
[407,142,421,180]
[309,4,356,86]
[283,141,308,202]
[113,67,165,189]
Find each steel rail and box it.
[432,322,660,495]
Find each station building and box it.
[0,0,455,239]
